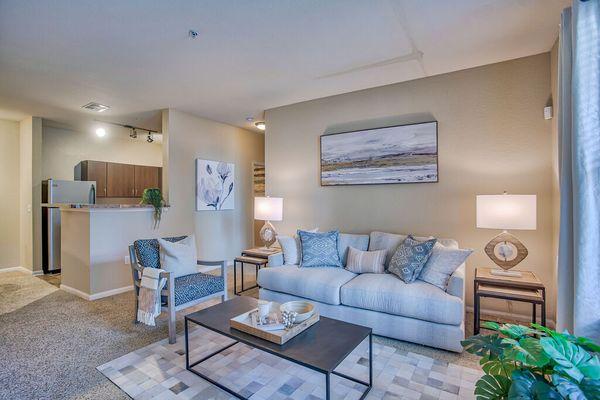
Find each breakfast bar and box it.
[60,204,168,300]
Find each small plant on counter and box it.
[461,322,600,399]
[140,188,165,229]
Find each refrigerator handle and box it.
[90,184,96,204]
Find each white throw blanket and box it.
[137,267,167,326]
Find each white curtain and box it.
[557,0,600,340]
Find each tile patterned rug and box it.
[98,326,482,400]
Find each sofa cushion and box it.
[345,247,386,274]
[337,233,370,266]
[340,273,463,325]
[418,243,473,290]
[257,265,356,305]
[298,230,343,268]
[368,231,407,267]
[388,236,437,283]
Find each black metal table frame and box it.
[474,281,546,335]
[185,317,373,400]
[233,258,266,295]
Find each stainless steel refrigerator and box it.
[42,179,96,273]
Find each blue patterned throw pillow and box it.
[388,235,437,283]
[298,230,343,268]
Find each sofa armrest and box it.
[446,263,465,299]
[267,252,284,267]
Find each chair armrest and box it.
[446,263,465,299]
[197,260,227,266]
[267,252,284,267]
[197,259,227,280]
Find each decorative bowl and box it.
[280,301,314,323]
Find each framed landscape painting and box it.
[196,159,235,210]
[320,121,438,186]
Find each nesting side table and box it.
[233,247,281,296]
[474,267,546,334]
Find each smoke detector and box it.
[81,102,110,112]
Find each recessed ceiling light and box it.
[95,128,106,137]
[82,102,110,112]
[254,121,266,131]
[246,117,255,122]
[189,29,199,39]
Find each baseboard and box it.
[32,270,44,276]
[60,284,133,301]
[60,284,92,300]
[466,306,555,329]
[0,266,36,274]
[89,286,133,300]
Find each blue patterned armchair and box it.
[129,236,227,344]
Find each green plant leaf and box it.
[541,336,597,382]
[503,337,551,368]
[482,321,502,331]
[481,355,517,378]
[552,373,600,400]
[475,374,511,400]
[532,324,600,354]
[499,324,540,340]
[508,370,562,399]
[462,334,510,359]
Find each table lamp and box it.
[476,193,536,277]
[254,197,283,249]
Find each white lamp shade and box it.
[476,194,536,230]
[254,197,283,221]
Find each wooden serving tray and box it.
[230,304,319,345]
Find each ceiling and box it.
[0,0,568,132]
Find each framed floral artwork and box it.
[196,159,235,211]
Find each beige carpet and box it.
[0,267,482,400]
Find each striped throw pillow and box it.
[345,247,386,274]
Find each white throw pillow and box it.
[158,235,198,278]
[345,247,386,274]
[418,242,473,290]
[277,228,318,265]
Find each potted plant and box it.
[140,188,165,229]
[461,322,600,399]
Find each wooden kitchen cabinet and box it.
[75,160,162,198]
[74,160,107,197]
[134,165,160,197]
[107,162,135,197]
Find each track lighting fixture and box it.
[130,128,137,139]
[147,132,154,143]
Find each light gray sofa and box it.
[257,231,466,352]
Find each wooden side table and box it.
[474,267,546,334]
[241,247,281,259]
[233,256,268,295]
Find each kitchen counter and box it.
[59,205,170,300]
[59,204,169,213]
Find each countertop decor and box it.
[140,188,165,229]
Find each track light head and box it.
[130,128,137,139]
[146,132,154,143]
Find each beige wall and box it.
[265,53,556,321]
[0,119,21,268]
[42,123,162,181]
[161,109,265,262]
[19,116,43,272]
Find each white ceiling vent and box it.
[81,102,110,112]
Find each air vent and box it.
[81,102,110,112]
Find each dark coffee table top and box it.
[185,296,371,373]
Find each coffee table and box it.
[184,296,372,400]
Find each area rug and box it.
[98,325,482,400]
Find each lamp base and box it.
[259,221,277,248]
[484,231,528,270]
[490,269,523,277]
